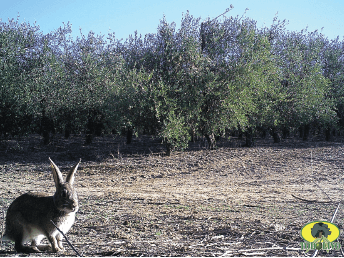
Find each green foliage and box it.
[274,30,337,131]
[228,30,283,132]
[0,12,342,152]
[111,67,156,135]
[161,110,191,152]
[0,18,42,136]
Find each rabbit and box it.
[1,158,81,253]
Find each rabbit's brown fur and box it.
[2,158,81,253]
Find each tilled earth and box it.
[0,135,344,256]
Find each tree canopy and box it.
[0,11,342,153]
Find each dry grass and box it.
[0,135,344,256]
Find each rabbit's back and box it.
[7,192,54,217]
[5,193,75,239]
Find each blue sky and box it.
[1,0,343,41]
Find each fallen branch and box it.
[241,252,265,256]
[1,210,5,246]
[291,194,331,203]
[222,246,301,256]
[50,220,82,257]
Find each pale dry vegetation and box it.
[1,135,344,256]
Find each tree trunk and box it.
[261,129,267,139]
[43,130,50,145]
[299,126,304,139]
[190,130,195,143]
[85,120,93,145]
[282,127,289,139]
[64,121,71,139]
[205,133,216,150]
[303,124,310,141]
[85,132,93,145]
[270,128,281,143]
[126,127,133,144]
[94,122,103,136]
[64,128,71,139]
[165,143,172,156]
[41,111,50,145]
[245,128,254,147]
[299,124,310,141]
[238,130,243,140]
[325,127,334,141]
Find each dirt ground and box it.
[0,134,344,257]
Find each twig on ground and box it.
[50,220,82,257]
[221,246,301,256]
[1,210,5,246]
[291,194,331,203]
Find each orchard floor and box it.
[0,134,344,256]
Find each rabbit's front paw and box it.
[52,246,65,253]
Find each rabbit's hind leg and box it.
[14,234,41,253]
[8,220,41,253]
[15,243,41,253]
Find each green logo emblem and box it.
[300,221,341,253]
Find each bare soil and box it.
[0,135,344,257]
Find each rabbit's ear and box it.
[66,159,81,185]
[49,157,64,188]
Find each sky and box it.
[1,0,343,41]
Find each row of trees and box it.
[1,11,343,153]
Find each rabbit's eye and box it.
[62,189,68,198]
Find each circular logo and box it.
[301,221,340,242]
